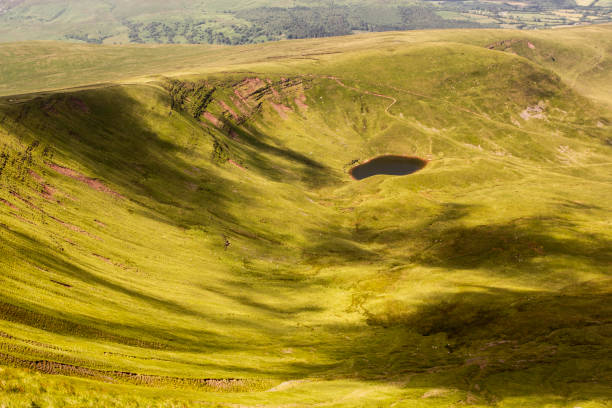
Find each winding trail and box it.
[320,75,469,156]
[324,76,398,118]
[569,42,606,90]
[320,75,611,174]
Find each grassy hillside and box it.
[0,26,611,407]
[2,24,611,106]
[0,0,611,44]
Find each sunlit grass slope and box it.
[2,24,611,104]
[0,26,611,407]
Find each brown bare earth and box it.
[202,112,222,128]
[29,170,56,200]
[28,170,44,183]
[228,159,246,171]
[227,77,308,126]
[229,130,240,141]
[0,197,17,210]
[295,94,309,111]
[68,97,90,114]
[233,90,252,110]
[7,188,100,239]
[10,191,42,212]
[0,301,165,349]
[49,215,101,240]
[231,95,250,116]
[0,352,265,391]
[94,219,106,227]
[520,103,547,120]
[46,162,124,199]
[242,77,266,94]
[92,253,112,263]
[270,102,292,119]
[218,100,239,120]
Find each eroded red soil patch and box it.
[233,90,252,111]
[93,253,135,271]
[92,253,112,263]
[29,170,57,200]
[46,163,124,199]
[295,94,308,111]
[218,100,239,120]
[0,197,17,210]
[233,78,268,107]
[29,170,43,183]
[270,102,292,119]
[68,97,90,114]
[231,95,250,116]
[41,185,56,200]
[50,215,101,240]
[41,100,59,116]
[229,130,241,141]
[228,159,246,171]
[0,352,259,391]
[10,191,42,212]
[243,77,266,94]
[202,112,222,128]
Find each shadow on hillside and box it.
[0,85,338,356]
[2,88,244,231]
[303,198,611,274]
[291,196,612,400]
[290,279,612,402]
[2,84,612,398]
[300,202,473,266]
[225,120,338,189]
[7,85,340,233]
[412,217,612,271]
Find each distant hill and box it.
[0,0,611,44]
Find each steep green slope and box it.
[0,29,611,407]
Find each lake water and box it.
[350,155,427,180]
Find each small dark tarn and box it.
[349,155,427,180]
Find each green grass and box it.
[2,24,611,106]
[0,0,610,45]
[0,25,610,407]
